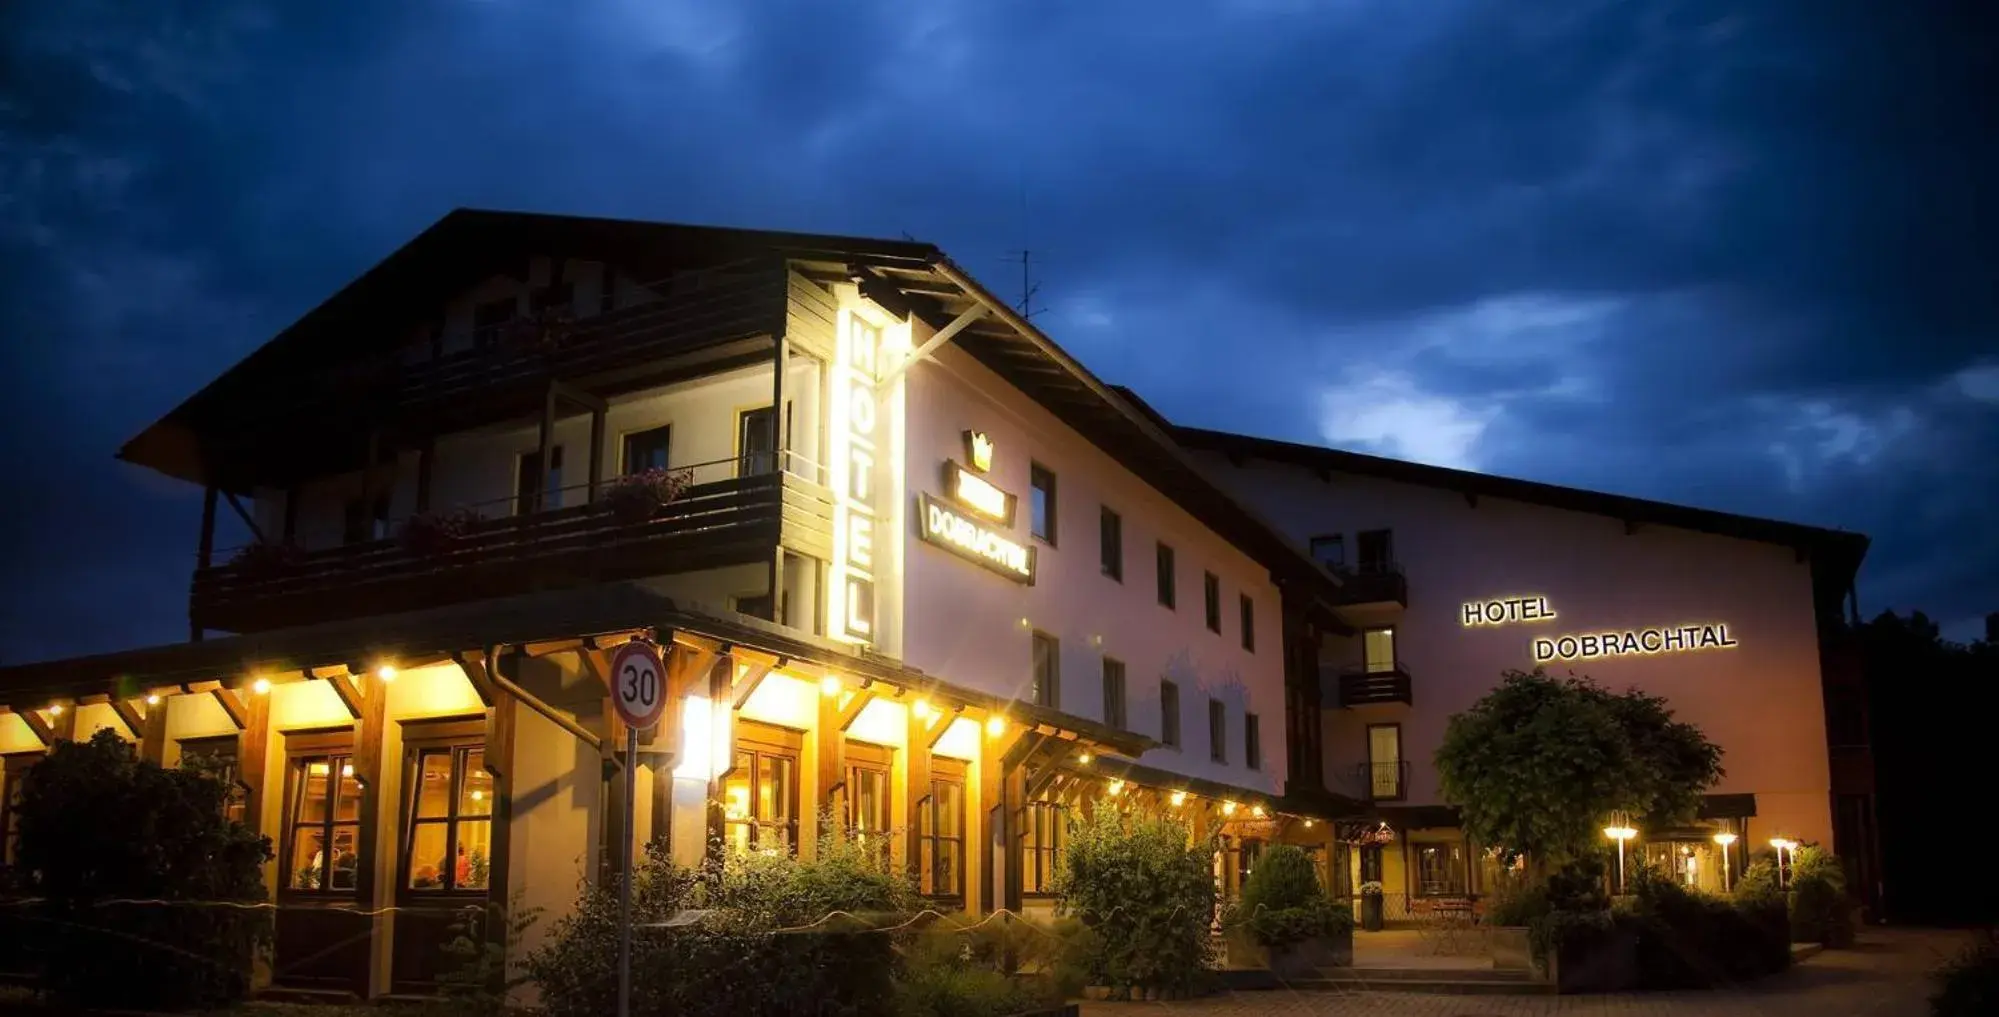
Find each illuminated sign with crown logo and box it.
[919,429,1035,583]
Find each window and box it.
[1160,680,1181,748]
[515,445,564,515]
[738,406,777,476]
[1240,594,1256,652]
[0,755,40,867]
[1367,724,1403,800]
[733,590,792,626]
[472,297,516,349]
[1363,627,1398,673]
[1208,698,1227,763]
[1309,534,1345,572]
[284,752,363,893]
[1356,528,1395,574]
[847,743,893,870]
[1101,658,1127,730]
[1099,506,1123,581]
[342,495,390,544]
[1203,572,1222,633]
[599,267,618,314]
[1155,542,1176,608]
[1415,843,1468,897]
[180,737,246,825]
[919,760,967,900]
[1022,798,1067,895]
[1237,838,1264,890]
[721,734,800,854]
[1031,631,1060,708]
[530,280,575,315]
[1029,463,1057,544]
[403,744,493,892]
[1245,713,1262,771]
[622,424,672,475]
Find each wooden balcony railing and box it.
[1333,662,1414,707]
[191,455,830,634]
[1329,562,1407,607]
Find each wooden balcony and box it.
[1333,662,1414,707]
[191,460,832,634]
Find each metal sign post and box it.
[608,638,667,1017]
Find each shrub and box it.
[893,915,1066,1017]
[1621,864,1789,986]
[228,538,306,576]
[1053,806,1216,998]
[525,827,916,1017]
[12,730,272,1011]
[1236,844,1351,948]
[1487,879,1551,928]
[604,467,693,523]
[400,507,484,556]
[1932,930,1999,1017]
[1791,872,1856,947]
[1736,855,1783,905]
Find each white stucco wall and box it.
[903,347,1287,796]
[1195,456,1834,846]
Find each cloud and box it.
[1316,371,1497,470]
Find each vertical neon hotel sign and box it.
[829,311,882,645]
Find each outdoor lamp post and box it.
[1603,823,1639,893]
[1713,832,1738,892]
[1768,837,1796,888]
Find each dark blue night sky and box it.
[2,0,1994,663]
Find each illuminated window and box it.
[1204,572,1222,633]
[1363,627,1398,673]
[721,735,799,854]
[403,744,492,892]
[919,760,967,900]
[1240,594,1256,652]
[1415,843,1467,897]
[621,424,672,475]
[284,752,363,894]
[1209,698,1227,764]
[1367,724,1403,800]
[1022,798,1068,895]
[1030,463,1057,544]
[1102,658,1127,730]
[1031,631,1060,708]
[1245,713,1262,771]
[515,446,563,515]
[1099,506,1123,581]
[1309,534,1345,572]
[848,745,894,870]
[1156,542,1176,608]
[1160,680,1181,748]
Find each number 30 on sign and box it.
[609,640,667,730]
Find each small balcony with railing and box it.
[1334,760,1411,803]
[1329,560,1407,608]
[1332,660,1414,707]
[190,451,833,634]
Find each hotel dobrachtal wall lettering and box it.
[917,429,1037,583]
[1461,595,1738,664]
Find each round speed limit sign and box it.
[609,640,667,730]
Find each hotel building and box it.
[1159,421,1875,917]
[0,211,1349,997]
[0,211,1871,997]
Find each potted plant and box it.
[603,467,693,524]
[1232,845,1354,976]
[227,539,306,579]
[398,507,483,557]
[1357,881,1386,932]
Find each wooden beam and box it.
[490,649,603,752]
[238,688,271,831]
[18,708,55,747]
[817,683,848,820]
[927,711,962,752]
[212,687,249,731]
[197,486,219,570]
[836,689,876,733]
[451,650,500,708]
[324,673,365,720]
[108,698,145,739]
[535,381,557,514]
[730,659,775,709]
[576,647,612,692]
[415,438,435,513]
[351,660,391,994]
[222,490,269,546]
[139,694,170,764]
[906,704,933,887]
[483,691,517,948]
[523,638,584,658]
[587,407,606,504]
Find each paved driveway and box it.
[1080,928,1970,1017]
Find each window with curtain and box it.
[1245,713,1262,771]
[1367,724,1403,800]
[1363,627,1398,673]
[847,743,893,869]
[1209,698,1227,763]
[721,739,799,854]
[1099,506,1123,580]
[1415,843,1467,896]
[1160,680,1181,748]
[1031,631,1060,708]
[284,752,363,893]
[622,424,672,475]
[1156,542,1176,608]
[403,745,493,892]
[1030,464,1057,544]
[1203,572,1222,633]
[919,761,966,900]
[1102,658,1127,730]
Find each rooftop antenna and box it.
[1004,249,1042,321]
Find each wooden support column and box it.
[484,691,517,948]
[587,406,606,504]
[906,706,934,887]
[816,684,849,839]
[357,430,381,537]
[536,382,558,514]
[282,487,300,542]
[237,689,272,833]
[195,486,218,642]
[139,694,170,764]
[1001,762,1026,915]
[349,666,392,1000]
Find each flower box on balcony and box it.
[604,468,694,525]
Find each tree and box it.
[1435,669,1723,865]
[14,730,272,1011]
